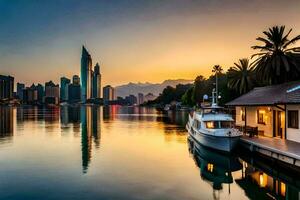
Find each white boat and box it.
[186,90,242,152]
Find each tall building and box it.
[68,75,81,103]
[44,81,60,104]
[36,84,44,103]
[73,75,80,85]
[81,46,93,102]
[103,85,115,104]
[0,75,14,100]
[17,82,25,100]
[125,95,137,105]
[23,84,38,104]
[60,77,71,101]
[138,93,144,105]
[92,63,101,98]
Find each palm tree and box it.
[251,25,300,84]
[212,65,223,75]
[227,58,254,95]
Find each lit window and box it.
[257,110,266,125]
[280,182,286,197]
[241,109,245,121]
[206,121,219,129]
[259,172,267,187]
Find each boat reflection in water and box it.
[188,136,242,198]
[188,134,300,200]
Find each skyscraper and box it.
[73,75,80,85]
[36,84,44,103]
[0,75,14,100]
[92,63,101,98]
[81,46,92,102]
[17,82,25,100]
[138,93,144,105]
[68,75,81,103]
[60,77,71,101]
[103,85,115,104]
[44,81,60,104]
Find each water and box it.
[0,106,299,200]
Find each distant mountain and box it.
[115,79,193,97]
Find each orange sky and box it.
[1,0,300,87]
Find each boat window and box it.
[193,120,201,129]
[220,121,232,128]
[205,121,232,129]
[205,121,219,129]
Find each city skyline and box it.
[1,0,300,86]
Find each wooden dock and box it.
[240,136,300,167]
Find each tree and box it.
[158,86,176,104]
[155,84,193,105]
[212,65,223,74]
[227,58,254,95]
[251,25,300,84]
[192,75,207,105]
[181,87,194,106]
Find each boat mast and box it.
[211,75,218,107]
[215,71,218,105]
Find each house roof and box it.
[226,81,300,106]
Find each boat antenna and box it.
[215,69,218,105]
[212,65,222,106]
[212,88,217,107]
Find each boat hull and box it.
[187,126,240,153]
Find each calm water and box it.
[0,106,299,200]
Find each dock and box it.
[240,136,300,168]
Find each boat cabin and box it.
[226,81,300,143]
[193,107,234,130]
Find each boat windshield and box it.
[205,121,233,129]
[202,108,227,115]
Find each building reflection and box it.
[68,105,81,133]
[0,106,14,139]
[102,105,117,121]
[44,107,59,123]
[81,106,101,173]
[236,150,300,200]
[17,106,39,122]
[60,105,69,128]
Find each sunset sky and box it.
[1,0,300,86]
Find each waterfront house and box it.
[226,81,300,143]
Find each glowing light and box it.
[280,182,286,196]
[259,173,267,187]
[259,110,265,114]
[207,163,214,172]
[206,122,214,129]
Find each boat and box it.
[186,87,242,152]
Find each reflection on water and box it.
[0,107,14,144]
[237,150,300,200]
[0,105,299,200]
[80,106,101,173]
[188,137,242,189]
[188,136,300,200]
